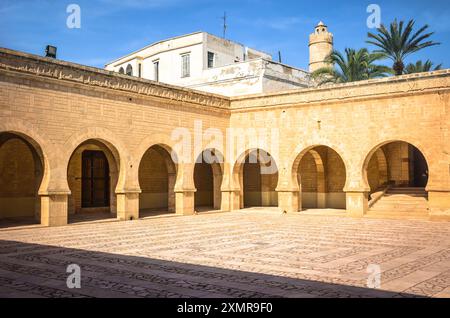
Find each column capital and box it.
[174,188,196,193]
[116,187,142,194]
[39,189,71,196]
[220,186,240,193]
[275,186,300,192]
[343,187,370,193]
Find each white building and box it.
[105,31,311,96]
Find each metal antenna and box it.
[222,12,227,39]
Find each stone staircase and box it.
[366,187,429,220]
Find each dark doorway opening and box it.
[243,162,262,207]
[82,150,110,208]
[409,145,428,187]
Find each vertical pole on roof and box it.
[222,12,227,39]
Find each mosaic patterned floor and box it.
[0,209,449,298]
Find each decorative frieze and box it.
[0,48,230,109]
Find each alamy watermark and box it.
[170,120,280,175]
[66,264,81,289]
[66,4,81,29]
[366,4,381,29]
[366,264,381,289]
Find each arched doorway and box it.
[365,141,429,192]
[67,139,119,223]
[0,132,44,226]
[364,141,429,206]
[364,141,429,215]
[194,149,223,212]
[138,144,177,217]
[234,149,278,208]
[294,146,346,210]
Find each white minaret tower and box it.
[309,21,333,73]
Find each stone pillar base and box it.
[117,191,140,221]
[175,189,195,215]
[220,189,240,211]
[277,190,300,213]
[428,190,450,220]
[40,193,68,227]
[317,193,326,209]
[346,191,369,217]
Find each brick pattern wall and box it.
[298,152,318,192]
[194,162,213,207]
[244,163,262,207]
[139,148,169,193]
[384,142,410,186]
[323,147,346,193]
[0,138,36,217]
[1,50,449,220]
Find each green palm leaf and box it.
[311,48,390,86]
[367,19,440,75]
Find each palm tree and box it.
[367,19,440,75]
[311,48,390,86]
[404,60,442,74]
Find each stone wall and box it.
[0,138,38,218]
[1,48,449,225]
[230,70,450,217]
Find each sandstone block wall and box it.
[0,48,449,225]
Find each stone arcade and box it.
[0,46,449,227]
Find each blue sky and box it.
[1,0,449,70]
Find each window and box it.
[153,61,159,82]
[118,67,124,74]
[138,63,142,77]
[181,54,190,78]
[207,51,215,68]
[126,64,133,76]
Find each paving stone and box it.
[0,211,449,298]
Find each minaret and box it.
[309,21,333,73]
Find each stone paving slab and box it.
[0,210,449,298]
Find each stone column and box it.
[34,155,44,222]
[317,193,326,209]
[428,189,450,221]
[277,187,301,213]
[40,191,69,227]
[213,171,223,210]
[175,189,196,215]
[116,189,140,221]
[220,188,240,211]
[168,172,176,212]
[345,191,369,217]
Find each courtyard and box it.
[0,209,449,298]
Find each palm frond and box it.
[366,19,440,75]
[311,48,391,86]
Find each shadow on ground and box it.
[0,240,424,298]
[0,217,39,229]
